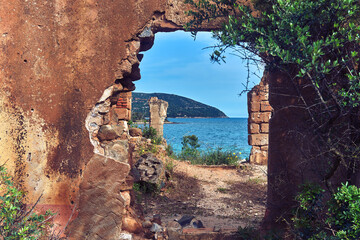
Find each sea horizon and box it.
[164,117,251,158]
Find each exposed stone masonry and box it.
[248,79,272,165]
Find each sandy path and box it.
[137,159,267,230]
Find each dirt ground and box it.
[135,159,267,230]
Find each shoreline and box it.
[133,121,182,125]
[170,116,229,119]
[133,117,247,125]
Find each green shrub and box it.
[133,181,159,196]
[127,120,138,128]
[328,183,360,239]
[0,165,54,239]
[177,135,243,165]
[198,148,240,165]
[165,158,175,175]
[165,144,175,158]
[292,182,360,239]
[137,143,158,155]
[142,125,162,145]
[178,135,201,160]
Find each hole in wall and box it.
[132,30,268,230]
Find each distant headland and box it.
[132,92,228,118]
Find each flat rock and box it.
[104,140,129,162]
[129,128,142,137]
[177,215,195,227]
[97,124,126,141]
[66,155,130,239]
[150,223,163,233]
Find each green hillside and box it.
[132,92,228,118]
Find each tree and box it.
[185,0,360,234]
[186,0,360,186]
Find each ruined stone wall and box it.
[247,79,272,165]
[0,0,193,237]
[3,0,358,238]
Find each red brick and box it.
[116,97,131,109]
[260,101,272,112]
[250,112,271,123]
[248,123,260,134]
[260,123,269,133]
[248,101,260,112]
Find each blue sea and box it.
[163,118,251,158]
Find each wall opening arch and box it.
[130,29,268,233]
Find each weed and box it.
[133,181,160,196]
[142,124,162,145]
[127,120,138,128]
[165,158,175,175]
[216,187,230,193]
[165,144,175,157]
[247,177,265,185]
[137,143,158,155]
[0,165,55,239]
[237,226,260,240]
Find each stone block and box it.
[120,191,131,207]
[248,88,268,102]
[248,102,260,112]
[248,123,260,134]
[119,233,133,240]
[66,155,130,239]
[249,146,268,165]
[248,134,268,146]
[119,175,135,191]
[113,108,130,121]
[261,145,269,151]
[122,216,142,234]
[104,140,129,163]
[119,91,132,98]
[103,114,110,125]
[260,123,269,133]
[97,124,127,141]
[129,128,142,137]
[250,112,271,123]
[261,101,272,112]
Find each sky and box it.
[135,31,263,118]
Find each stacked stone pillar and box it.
[248,80,272,165]
[148,97,169,137]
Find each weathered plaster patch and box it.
[0,93,76,205]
